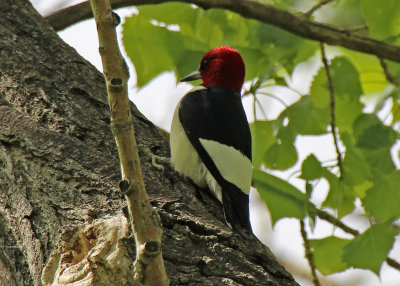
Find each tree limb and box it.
[45,0,400,63]
[89,0,168,284]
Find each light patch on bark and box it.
[41,215,132,286]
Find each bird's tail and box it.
[221,182,252,234]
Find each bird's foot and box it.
[138,144,170,172]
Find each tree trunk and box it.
[0,1,299,285]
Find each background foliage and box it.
[122,0,400,282]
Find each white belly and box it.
[170,102,223,202]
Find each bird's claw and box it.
[138,144,170,172]
[151,155,167,172]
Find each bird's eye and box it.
[200,58,210,71]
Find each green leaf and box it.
[273,95,326,142]
[364,147,397,182]
[275,96,313,142]
[386,61,400,86]
[250,22,318,73]
[341,132,371,187]
[297,139,362,217]
[373,85,398,114]
[310,57,363,132]
[300,154,323,181]
[342,221,398,275]
[353,114,396,150]
[363,171,400,220]
[310,66,330,109]
[330,57,364,132]
[264,142,297,170]
[305,181,313,199]
[250,120,274,169]
[330,58,363,100]
[353,180,374,199]
[239,47,271,80]
[323,176,355,218]
[123,3,262,86]
[341,49,387,94]
[391,96,400,124]
[360,0,400,40]
[309,237,350,275]
[297,143,356,216]
[301,105,330,135]
[320,0,364,27]
[123,14,203,87]
[298,149,357,217]
[352,114,397,181]
[253,170,315,224]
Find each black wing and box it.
[179,86,252,232]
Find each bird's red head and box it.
[181,46,245,93]
[200,46,245,93]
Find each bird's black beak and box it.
[180,70,202,82]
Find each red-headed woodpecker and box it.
[170,46,252,233]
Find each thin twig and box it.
[387,258,400,271]
[287,169,302,181]
[346,24,368,32]
[379,57,400,85]
[44,0,400,63]
[320,42,344,179]
[257,91,288,107]
[255,95,268,119]
[300,219,321,286]
[259,83,304,97]
[304,0,335,17]
[316,209,359,236]
[253,92,257,120]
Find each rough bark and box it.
[0,1,298,285]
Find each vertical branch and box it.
[89,1,168,285]
[300,219,321,286]
[320,42,344,178]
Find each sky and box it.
[31,1,400,285]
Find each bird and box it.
[170,46,253,233]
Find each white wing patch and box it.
[199,138,252,194]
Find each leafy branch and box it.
[89,0,168,284]
[45,0,400,63]
[315,209,400,272]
